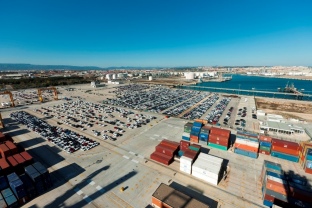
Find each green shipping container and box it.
[184,127,191,133]
[208,142,228,151]
[189,146,200,152]
[260,145,271,152]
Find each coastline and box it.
[240,74,312,81]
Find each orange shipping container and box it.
[305,167,312,174]
[209,134,229,143]
[160,140,180,150]
[266,180,289,195]
[0,144,10,157]
[259,135,273,143]
[7,156,19,168]
[152,196,163,208]
[5,141,18,155]
[234,143,258,153]
[271,145,299,156]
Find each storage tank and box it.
[185,72,195,80]
[105,74,112,80]
[149,76,153,81]
[112,74,117,79]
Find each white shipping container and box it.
[192,158,222,172]
[196,156,223,167]
[235,139,259,148]
[180,167,192,174]
[198,153,223,164]
[180,156,193,164]
[192,167,220,179]
[182,132,191,137]
[266,175,287,185]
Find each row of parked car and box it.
[104,84,202,113]
[181,93,219,120]
[10,111,99,153]
[35,100,156,141]
[205,97,232,124]
[163,92,210,117]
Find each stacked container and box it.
[25,165,45,195]
[271,139,300,163]
[184,122,193,133]
[190,122,202,143]
[5,141,18,155]
[33,162,52,190]
[150,140,180,166]
[298,142,312,174]
[19,174,36,199]
[261,160,286,207]
[199,125,210,145]
[178,140,190,157]
[182,132,190,141]
[180,146,200,174]
[7,172,27,204]
[234,131,259,159]
[1,187,18,208]
[208,127,231,151]
[259,135,273,155]
[191,153,223,185]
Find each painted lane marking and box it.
[131,159,139,164]
[138,154,144,159]
[129,151,135,155]
[123,155,130,159]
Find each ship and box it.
[278,82,302,94]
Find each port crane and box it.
[38,87,58,102]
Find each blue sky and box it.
[0,0,312,67]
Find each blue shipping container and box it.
[178,150,184,157]
[182,136,190,141]
[193,122,202,127]
[263,160,283,172]
[191,126,201,132]
[0,176,8,190]
[234,148,258,159]
[306,160,312,169]
[19,174,37,199]
[271,151,299,163]
[266,170,285,180]
[4,194,18,207]
[7,172,19,183]
[262,199,273,207]
[1,188,13,198]
[9,179,27,199]
[260,141,272,147]
[199,133,208,140]
[190,131,199,136]
[306,149,312,161]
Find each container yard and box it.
[0,83,312,207]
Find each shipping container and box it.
[271,145,299,156]
[20,151,33,165]
[260,141,272,147]
[5,141,18,155]
[306,149,312,161]
[4,194,18,208]
[189,144,201,152]
[13,154,26,165]
[210,127,230,138]
[237,130,259,139]
[193,122,203,127]
[160,140,179,150]
[272,139,300,151]
[234,143,258,153]
[7,172,19,183]
[0,175,9,190]
[9,179,27,199]
[0,158,10,175]
[234,148,258,159]
[208,134,229,143]
[259,150,270,155]
[1,188,13,198]
[208,142,228,151]
[7,156,19,168]
[155,144,176,157]
[150,151,172,166]
[271,151,299,163]
[19,174,37,199]
[208,138,229,147]
[259,135,273,142]
[0,144,10,157]
[259,145,271,152]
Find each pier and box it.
[177,85,312,101]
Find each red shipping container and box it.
[272,139,300,151]
[180,140,190,146]
[210,127,230,138]
[0,158,10,170]
[305,167,312,174]
[271,145,299,156]
[209,134,229,142]
[0,144,10,157]
[7,156,19,168]
[259,150,270,155]
[201,125,211,131]
[289,186,312,203]
[5,141,18,155]
[208,138,228,147]
[160,140,180,150]
[20,151,33,162]
[155,144,176,157]
[234,143,258,153]
[13,154,26,164]
[259,135,273,142]
[263,194,274,203]
[183,149,198,160]
[150,151,172,165]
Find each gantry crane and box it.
[0,91,15,107]
[38,87,58,102]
